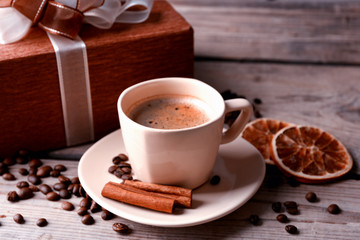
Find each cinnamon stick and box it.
[123,180,192,198]
[101,182,175,213]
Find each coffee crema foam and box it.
[127,95,213,129]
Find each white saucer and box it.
[78,129,265,227]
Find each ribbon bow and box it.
[0,0,153,44]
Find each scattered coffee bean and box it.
[36,166,52,178]
[90,200,101,213]
[79,185,87,198]
[118,162,131,168]
[58,175,71,185]
[3,157,16,166]
[80,198,91,209]
[284,201,297,209]
[59,189,71,199]
[81,214,94,225]
[54,164,67,172]
[39,184,53,195]
[3,173,16,181]
[118,153,129,161]
[305,192,317,202]
[121,174,133,180]
[7,191,19,202]
[327,204,340,214]
[28,167,37,175]
[108,165,118,174]
[113,168,124,178]
[18,149,30,157]
[28,174,41,185]
[272,202,282,213]
[16,181,29,188]
[46,192,60,201]
[276,214,288,223]
[285,225,298,234]
[72,183,81,197]
[210,175,221,185]
[249,214,260,225]
[13,214,25,224]
[28,158,42,168]
[112,156,122,165]
[101,210,114,220]
[29,185,39,192]
[50,170,60,178]
[253,98,262,104]
[18,168,29,176]
[77,207,88,216]
[18,187,34,200]
[53,182,67,191]
[61,201,74,211]
[112,222,129,234]
[36,218,48,227]
[286,207,299,215]
[15,156,28,164]
[71,177,80,184]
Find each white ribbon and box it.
[0,0,153,146]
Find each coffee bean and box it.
[53,182,67,191]
[59,189,71,199]
[29,185,39,192]
[108,165,118,174]
[71,177,80,184]
[28,166,37,175]
[50,170,60,177]
[16,181,29,188]
[305,192,317,202]
[28,158,42,168]
[121,174,133,180]
[286,207,299,215]
[3,157,15,166]
[327,204,340,214]
[113,168,124,178]
[121,167,132,174]
[36,166,52,178]
[58,175,71,185]
[16,156,28,164]
[54,164,67,172]
[254,110,263,118]
[18,187,34,200]
[61,201,74,211]
[272,202,282,213]
[79,185,87,198]
[39,184,53,195]
[90,200,101,213]
[80,198,91,209]
[285,225,298,234]
[72,184,81,197]
[13,214,25,224]
[249,214,260,225]
[81,214,94,225]
[3,173,16,181]
[28,174,41,185]
[276,214,288,223]
[36,218,48,227]
[118,162,131,168]
[118,153,129,161]
[112,223,129,234]
[113,154,128,165]
[210,175,221,185]
[284,201,297,209]
[101,210,114,220]
[253,98,262,104]
[18,168,29,176]
[77,207,88,216]
[46,192,60,201]
[112,156,122,165]
[7,191,19,202]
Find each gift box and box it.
[0,0,194,157]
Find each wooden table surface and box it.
[1,0,360,239]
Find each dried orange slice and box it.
[271,125,353,183]
[241,118,292,165]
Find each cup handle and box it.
[221,98,253,144]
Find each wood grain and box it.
[168,0,360,63]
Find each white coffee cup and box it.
[117,77,252,189]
